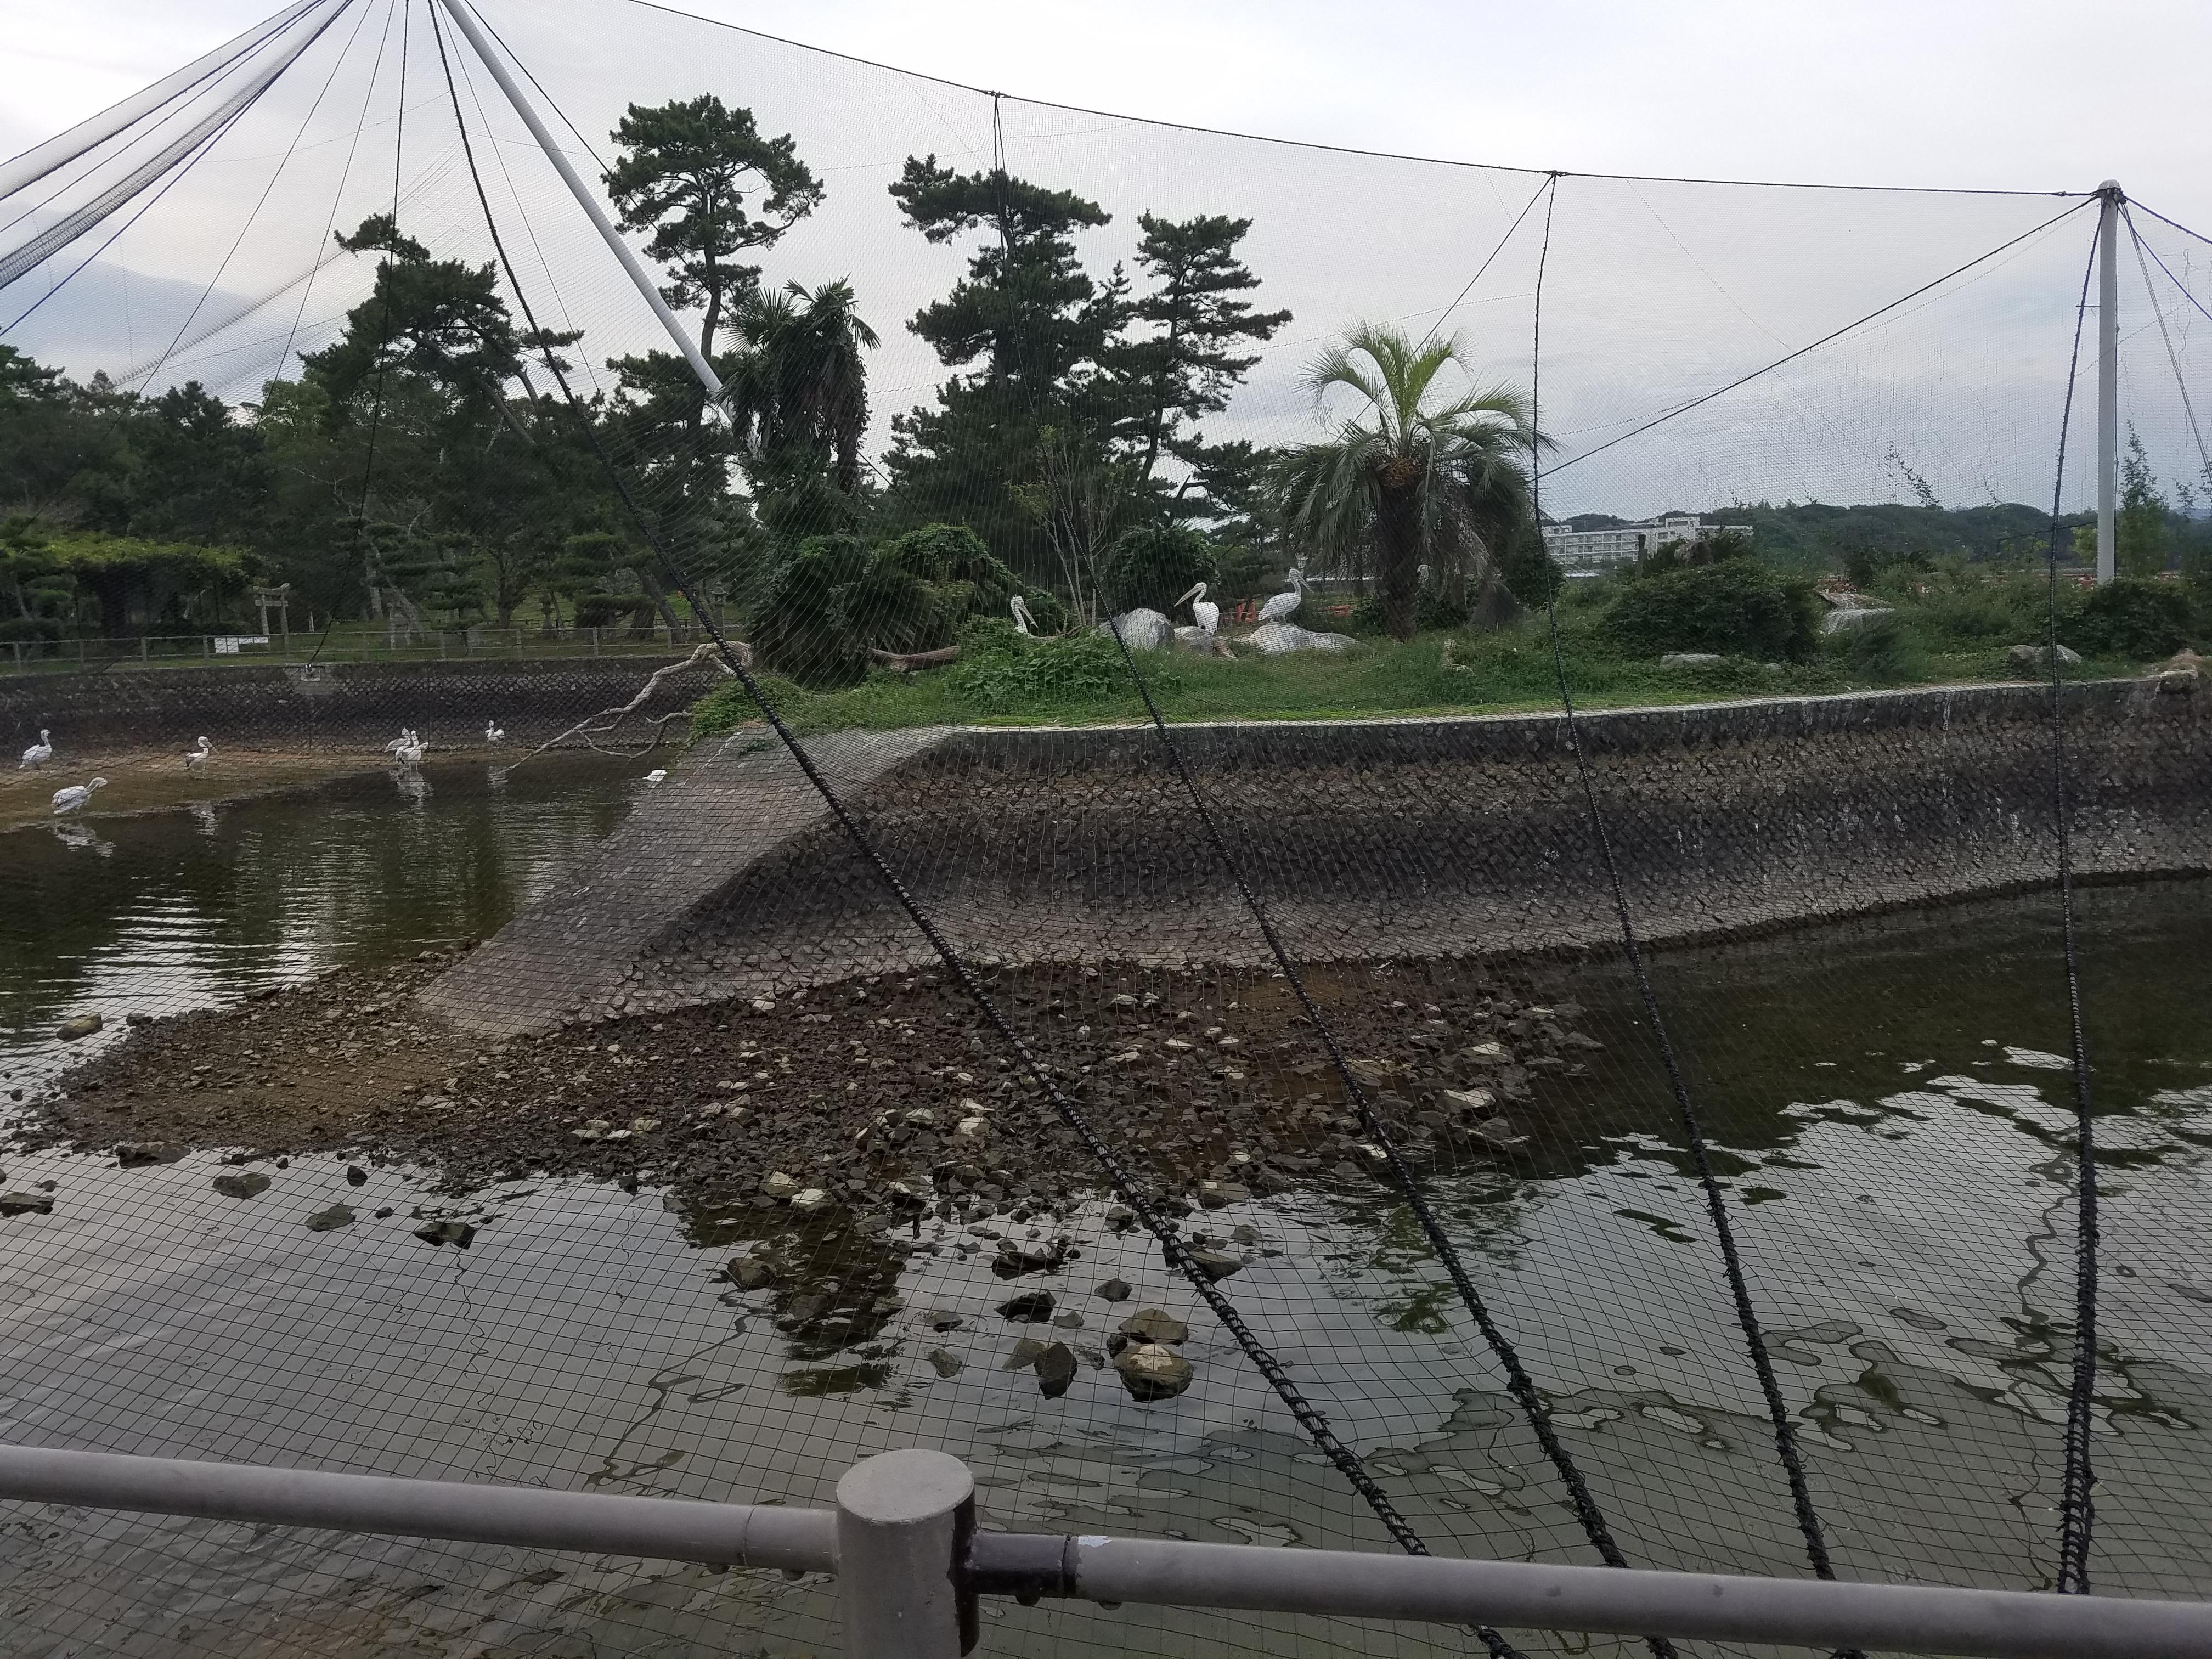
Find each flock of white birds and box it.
[19,718,525,815]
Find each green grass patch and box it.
[693,610,2156,740]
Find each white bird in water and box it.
[20,729,52,769]
[1009,595,1040,637]
[1176,581,1220,638]
[390,729,425,768]
[52,777,107,815]
[1257,568,1308,626]
[484,720,505,744]
[183,735,212,772]
[644,769,668,786]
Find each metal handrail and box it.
[1,1444,2207,1658]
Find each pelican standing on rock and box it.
[484,720,505,745]
[1176,581,1220,638]
[1257,568,1308,626]
[183,735,212,772]
[1009,595,1040,637]
[20,729,52,769]
[52,777,106,815]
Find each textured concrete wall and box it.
[0,656,722,753]
[426,679,2210,1034]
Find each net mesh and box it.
[3,3,2211,1656]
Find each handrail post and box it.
[834,1449,975,1659]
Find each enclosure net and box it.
[2,3,2210,1657]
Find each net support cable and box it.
[0,0,328,201]
[2043,210,2107,1599]
[0,0,360,296]
[1522,175,1872,1659]
[421,18,1530,1656]
[2124,212,2212,478]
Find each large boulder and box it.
[1246,620,1359,657]
[2007,642,2082,676]
[1097,610,1173,651]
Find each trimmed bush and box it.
[1605,559,1819,661]
[946,616,1142,712]
[1102,524,1218,615]
[1824,611,1926,684]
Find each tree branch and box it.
[498,640,743,773]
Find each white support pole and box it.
[2096,180,2121,586]
[429,0,725,404]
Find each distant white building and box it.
[1542,514,1752,575]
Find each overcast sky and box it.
[4,0,2209,515]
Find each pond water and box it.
[0,771,2207,1658]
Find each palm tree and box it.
[1274,323,1542,639]
[724,279,879,496]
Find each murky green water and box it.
[1,767,2207,1658]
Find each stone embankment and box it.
[0,654,722,754]
[426,679,2211,1036]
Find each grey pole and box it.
[835,1449,974,1659]
[430,0,725,404]
[2096,180,2121,586]
[0,1446,834,1572]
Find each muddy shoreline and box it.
[26,949,1596,1229]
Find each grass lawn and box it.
[692,611,2151,739]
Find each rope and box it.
[425,24,1522,1651]
[613,0,2083,198]
[2043,211,2104,1599]
[1525,173,1862,1657]
[2124,210,2212,479]
[1544,197,2092,478]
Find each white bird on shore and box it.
[391,729,425,768]
[52,777,107,815]
[643,768,668,786]
[20,729,52,769]
[385,727,415,754]
[1009,595,1040,637]
[1175,581,1220,638]
[484,720,505,744]
[1257,568,1308,626]
[183,735,211,772]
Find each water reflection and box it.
[0,753,658,1094]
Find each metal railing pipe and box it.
[1057,1535,2212,1659]
[0,1447,834,1573]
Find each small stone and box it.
[956,1117,989,1138]
[1005,1337,1051,1369]
[1186,1249,1244,1282]
[413,1220,477,1248]
[628,1117,659,1135]
[997,1290,1055,1323]
[0,1193,54,1218]
[57,1014,103,1041]
[1034,1341,1079,1399]
[375,1207,395,1218]
[1111,993,1138,1008]
[1113,1341,1194,1402]
[927,1310,964,1333]
[1051,1311,1084,1329]
[1659,652,1724,667]
[1198,1180,1249,1209]
[305,1204,356,1232]
[789,1188,830,1216]
[902,1109,937,1127]
[345,1165,369,1186]
[1103,1204,1137,1231]
[1442,1086,1494,1114]
[212,1172,271,1200]
[927,1348,963,1378]
[1231,1224,1260,1246]
[750,997,776,1014]
[729,1257,775,1290]
[1470,1115,1528,1150]
[1096,1277,1132,1302]
[1118,1308,1189,1345]
[761,1172,799,1200]
[113,1143,174,1169]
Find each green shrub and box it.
[1906,585,2022,646]
[1823,611,1927,684]
[945,619,1142,712]
[1102,524,1218,614]
[2060,576,2193,659]
[1604,559,1819,661]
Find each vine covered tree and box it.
[1275,323,1541,639]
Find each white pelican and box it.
[644,768,668,786]
[52,777,107,815]
[1175,582,1220,638]
[1009,595,1040,637]
[1257,569,1307,626]
[20,729,52,769]
[392,730,425,768]
[183,736,211,772]
[385,727,416,754]
[484,720,505,744]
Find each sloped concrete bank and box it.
[426,680,2211,1036]
[0,655,721,753]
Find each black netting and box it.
[3,4,2210,1656]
